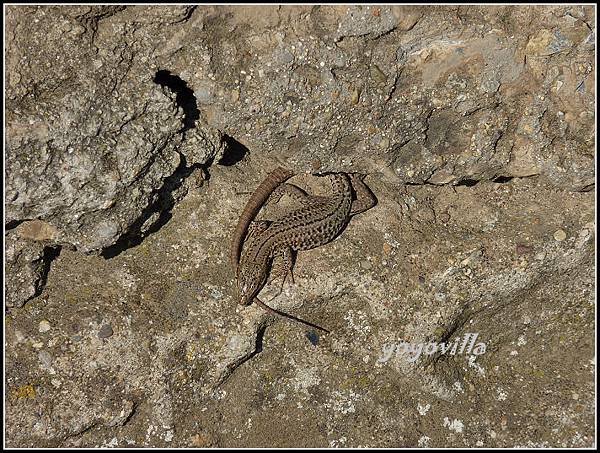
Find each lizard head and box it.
[237,263,267,306]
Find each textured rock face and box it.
[4,5,595,448]
[4,7,222,253]
[5,230,59,308]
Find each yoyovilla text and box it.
[377,333,487,364]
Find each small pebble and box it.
[38,351,53,368]
[360,260,372,270]
[14,330,26,343]
[351,87,361,104]
[370,64,387,84]
[553,229,567,241]
[310,159,322,172]
[516,243,534,255]
[39,320,51,333]
[98,324,114,339]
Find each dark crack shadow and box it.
[455,178,480,187]
[5,219,28,231]
[101,152,202,259]
[153,69,199,132]
[217,134,249,166]
[215,323,267,388]
[407,174,536,188]
[39,245,62,292]
[101,70,204,258]
[492,176,514,183]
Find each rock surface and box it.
[5,5,595,448]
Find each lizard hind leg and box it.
[266,183,317,207]
[349,173,378,216]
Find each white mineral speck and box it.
[443,417,464,433]
[39,320,51,333]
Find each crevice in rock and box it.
[454,178,479,187]
[217,135,249,166]
[153,69,200,133]
[5,219,28,231]
[75,6,127,49]
[384,70,401,104]
[215,323,267,388]
[60,420,99,444]
[422,108,435,143]
[407,173,538,188]
[405,178,448,187]
[576,183,594,193]
[373,24,400,40]
[116,401,138,428]
[172,5,197,24]
[492,175,514,183]
[493,174,539,184]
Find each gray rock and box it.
[5,7,224,255]
[4,4,595,449]
[98,324,113,339]
[38,350,53,369]
[335,6,401,40]
[5,232,59,308]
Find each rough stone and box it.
[4,4,595,449]
[5,231,59,308]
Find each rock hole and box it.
[455,179,480,187]
[306,330,319,346]
[217,134,249,166]
[153,70,199,132]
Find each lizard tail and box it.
[253,297,330,334]
[230,167,294,272]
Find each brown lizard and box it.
[230,166,330,332]
[236,171,377,332]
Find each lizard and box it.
[230,166,330,332]
[236,171,377,332]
